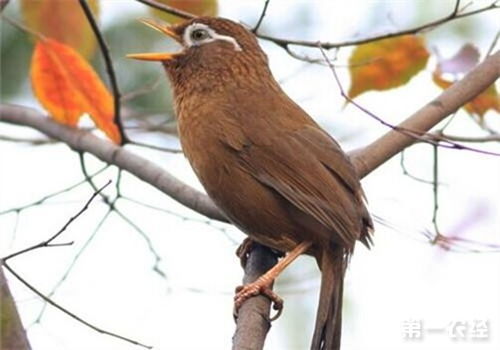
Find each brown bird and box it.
[128,17,373,350]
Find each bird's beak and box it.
[126,18,181,61]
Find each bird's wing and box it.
[229,124,367,248]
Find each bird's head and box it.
[127,17,270,87]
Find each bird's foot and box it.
[235,238,255,268]
[233,280,283,321]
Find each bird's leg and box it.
[234,241,312,320]
[236,238,285,267]
[235,237,254,267]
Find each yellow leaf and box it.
[21,0,99,58]
[433,72,499,118]
[348,35,430,98]
[31,39,121,144]
[149,0,218,24]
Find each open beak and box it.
[126,18,181,61]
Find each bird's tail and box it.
[311,248,346,350]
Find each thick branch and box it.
[0,265,31,350]
[0,105,227,222]
[232,244,278,350]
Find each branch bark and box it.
[0,51,498,350]
[0,264,32,350]
[232,244,278,350]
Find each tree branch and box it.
[78,0,127,144]
[0,265,31,350]
[232,244,278,350]
[2,261,151,349]
[0,105,227,222]
[350,51,499,178]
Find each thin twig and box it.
[0,165,109,216]
[35,209,113,323]
[399,150,435,185]
[122,195,237,244]
[78,153,166,277]
[431,145,441,237]
[0,134,57,145]
[436,132,500,143]
[121,76,163,102]
[486,28,500,56]
[2,261,152,349]
[78,0,128,144]
[258,1,499,50]
[2,181,111,261]
[253,0,270,33]
[451,0,462,16]
[135,0,195,19]
[0,15,45,39]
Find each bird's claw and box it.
[233,282,283,321]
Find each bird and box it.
[128,17,373,350]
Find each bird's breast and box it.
[177,111,302,252]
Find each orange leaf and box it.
[150,0,218,24]
[31,39,121,144]
[21,0,99,58]
[348,35,430,98]
[433,72,499,118]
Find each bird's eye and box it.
[190,29,210,41]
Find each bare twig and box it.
[435,131,500,143]
[451,0,462,16]
[431,145,441,236]
[135,0,194,19]
[487,28,500,56]
[35,209,113,323]
[78,0,127,144]
[2,261,152,349]
[0,15,45,39]
[0,165,109,216]
[121,76,163,102]
[0,134,57,145]
[257,1,499,50]
[253,0,271,33]
[399,150,435,185]
[78,153,166,277]
[2,181,111,261]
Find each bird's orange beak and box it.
[126,18,181,61]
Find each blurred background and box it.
[1,0,499,349]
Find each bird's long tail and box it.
[311,248,346,350]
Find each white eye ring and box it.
[184,23,242,51]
